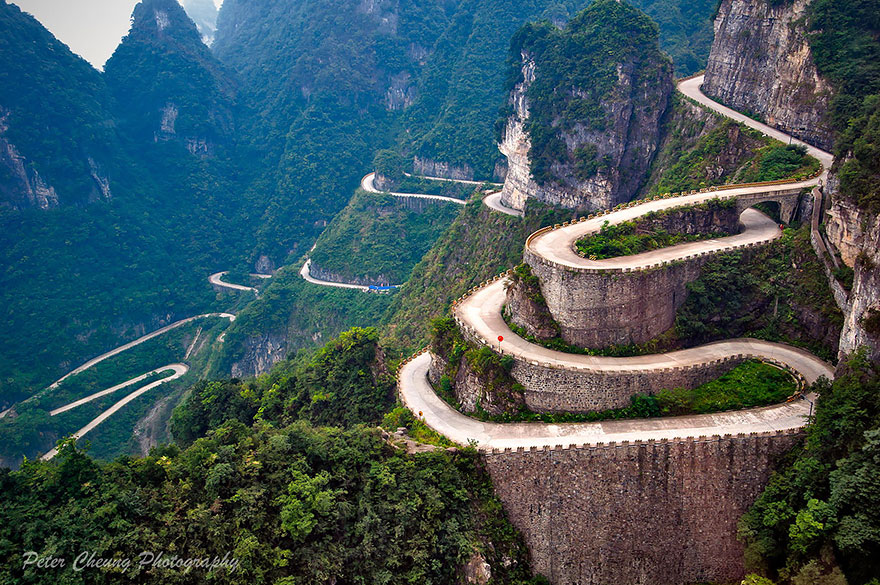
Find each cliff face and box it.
[703,0,835,151]
[826,182,880,360]
[498,1,673,212]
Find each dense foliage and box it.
[505,0,670,185]
[807,0,880,211]
[0,318,230,467]
[308,190,461,285]
[172,328,395,445]
[0,324,546,584]
[0,423,543,585]
[645,97,821,196]
[381,198,576,356]
[0,0,255,406]
[575,218,731,259]
[675,228,844,361]
[739,351,880,585]
[402,0,716,180]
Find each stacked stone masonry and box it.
[483,431,803,585]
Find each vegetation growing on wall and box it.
[429,317,525,414]
[459,359,797,424]
[575,199,736,259]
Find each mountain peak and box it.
[128,0,204,47]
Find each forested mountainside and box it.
[0,0,255,409]
[0,328,547,585]
[0,1,120,209]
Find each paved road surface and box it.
[399,352,820,450]
[483,191,524,217]
[48,313,234,390]
[679,76,833,169]
[41,364,188,461]
[396,75,839,448]
[532,207,781,270]
[209,271,271,294]
[48,365,185,416]
[361,173,467,205]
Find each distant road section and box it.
[209,271,269,294]
[361,172,468,205]
[399,352,824,450]
[48,313,234,390]
[299,258,401,292]
[484,191,523,217]
[41,364,188,461]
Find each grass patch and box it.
[462,360,797,424]
[575,219,730,259]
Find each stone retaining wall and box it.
[452,317,802,413]
[483,430,803,585]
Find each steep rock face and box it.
[703,0,834,151]
[413,157,474,181]
[230,331,288,378]
[0,1,119,208]
[826,187,880,360]
[0,110,58,210]
[498,1,673,212]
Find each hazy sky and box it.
[12,0,223,70]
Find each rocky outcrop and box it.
[504,266,559,340]
[826,188,880,360]
[0,108,58,210]
[703,0,834,151]
[498,8,673,213]
[413,156,474,181]
[230,331,288,378]
[385,72,416,111]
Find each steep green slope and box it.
[308,191,461,285]
[0,0,122,208]
[740,352,880,585]
[642,95,821,197]
[0,0,254,408]
[381,199,575,355]
[401,0,717,181]
[807,0,880,213]
[105,0,238,155]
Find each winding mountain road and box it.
[398,75,836,449]
[361,172,468,205]
[41,364,188,461]
[363,172,521,217]
[209,271,271,294]
[400,352,822,450]
[48,313,234,390]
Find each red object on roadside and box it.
[779,224,785,230]
[498,335,504,343]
